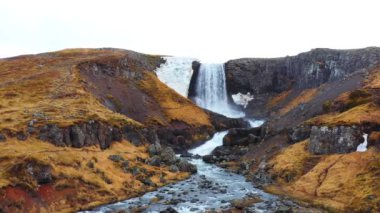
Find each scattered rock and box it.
[121,160,129,172]
[148,142,162,156]
[160,147,177,165]
[148,156,161,167]
[223,127,263,146]
[169,165,179,173]
[275,206,293,213]
[140,178,156,187]
[230,197,262,209]
[0,133,6,142]
[108,155,124,163]
[16,132,27,141]
[160,207,178,213]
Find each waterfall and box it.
[194,63,244,118]
[155,57,196,97]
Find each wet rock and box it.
[0,133,6,142]
[309,126,363,154]
[180,152,193,158]
[230,197,262,209]
[160,207,178,213]
[202,155,216,164]
[108,154,125,163]
[169,165,179,173]
[275,206,293,213]
[207,110,250,131]
[223,127,263,146]
[177,159,197,173]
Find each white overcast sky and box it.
[1,0,379,62]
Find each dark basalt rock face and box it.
[188,61,201,100]
[225,48,380,96]
[37,121,157,149]
[309,125,363,154]
[225,48,380,117]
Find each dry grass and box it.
[0,138,189,212]
[0,49,141,132]
[0,48,200,212]
[267,90,292,109]
[267,140,380,212]
[364,66,380,89]
[139,72,211,127]
[268,140,312,184]
[308,103,380,126]
[278,88,318,115]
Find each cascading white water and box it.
[155,57,196,97]
[195,64,244,118]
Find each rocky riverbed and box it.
[83,129,320,213]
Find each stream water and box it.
[85,121,298,213]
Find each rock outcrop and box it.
[225,48,380,96]
[188,61,201,99]
[207,110,249,131]
[223,127,264,146]
[308,125,363,154]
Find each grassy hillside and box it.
[0,48,212,212]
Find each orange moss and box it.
[138,72,212,127]
[268,140,313,184]
[0,49,142,132]
[267,140,380,212]
[0,138,189,212]
[364,66,380,89]
[267,90,292,109]
[279,88,318,115]
[308,103,380,126]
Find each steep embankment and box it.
[0,48,212,212]
[206,47,380,211]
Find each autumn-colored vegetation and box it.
[266,141,380,212]
[266,90,292,109]
[0,138,188,212]
[0,48,209,212]
[278,88,318,115]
